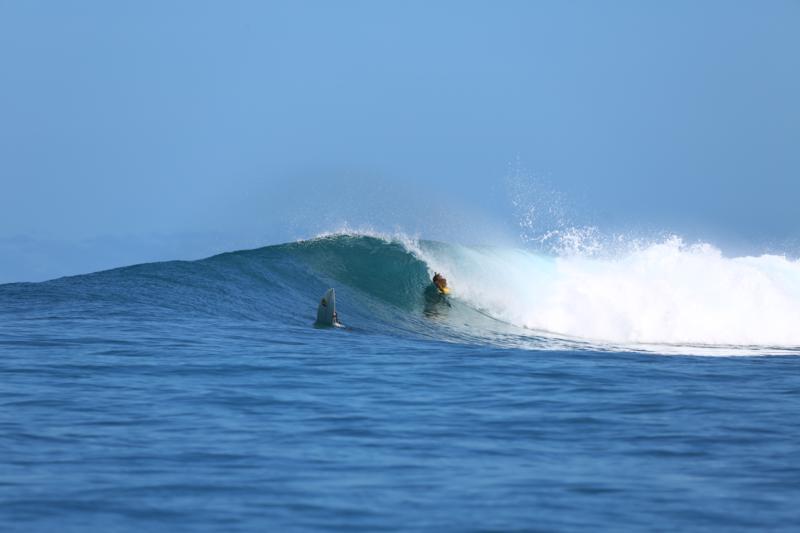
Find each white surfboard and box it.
[316,288,338,326]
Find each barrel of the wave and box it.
[316,288,342,327]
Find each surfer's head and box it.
[433,273,447,290]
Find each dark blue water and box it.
[2,236,799,532]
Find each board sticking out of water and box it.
[316,288,341,327]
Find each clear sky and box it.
[1,1,798,282]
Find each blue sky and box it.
[1,1,798,282]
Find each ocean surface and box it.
[2,234,800,532]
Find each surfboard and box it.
[316,288,338,326]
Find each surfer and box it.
[424,272,451,316]
[432,273,449,294]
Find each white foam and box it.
[417,237,800,348]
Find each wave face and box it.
[3,234,800,354]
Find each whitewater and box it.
[413,235,800,349]
[2,232,800,532]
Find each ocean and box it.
[2,233,799,532]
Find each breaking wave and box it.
[3,233,800,355]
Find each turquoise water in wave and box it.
[2,235,800,532]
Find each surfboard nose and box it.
[316,288,337,326]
